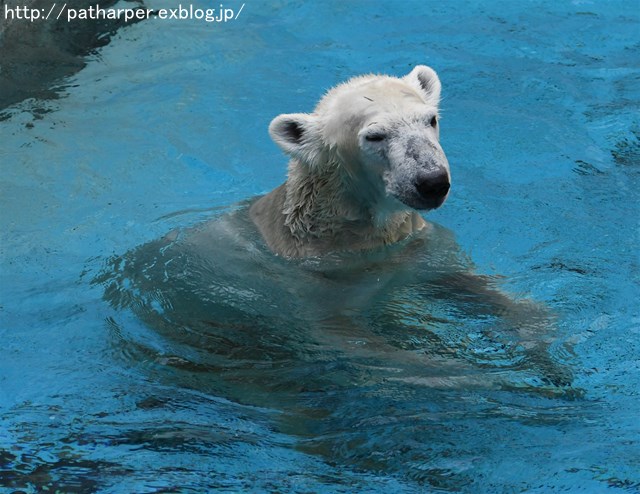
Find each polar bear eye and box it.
[365,133,386,142]
[430,116,438,128]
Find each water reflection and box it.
[94,204,580,483]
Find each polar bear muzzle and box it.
[415,170,450,209]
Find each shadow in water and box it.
[0,0,149,114]
[92,204,582,487]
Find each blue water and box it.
[1,1,639,492]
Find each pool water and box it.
[1,1,639,492]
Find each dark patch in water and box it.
[531,258,594,276]
[0,0,149,114]
[573,160,605,176]
[0,454,133,493]
[611,130,640,167]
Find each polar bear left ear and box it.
[404,65,441,107]
[269,113,324,167]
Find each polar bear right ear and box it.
[269,113,324,167]
[404,65,441,107]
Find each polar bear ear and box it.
[404,65,441,107]
[269,113,324,166]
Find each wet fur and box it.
[250,65,448,258]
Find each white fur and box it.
[251,65,450,258]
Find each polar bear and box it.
[250,65,451,258]
[96,65,572,416]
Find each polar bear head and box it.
[269,66,450,217]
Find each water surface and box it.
[1,1,639,492]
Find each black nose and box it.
[416,172,450,202]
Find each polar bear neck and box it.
[282,158,417,246]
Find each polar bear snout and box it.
[415,170,450,209]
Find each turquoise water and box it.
[1,1,639,492]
